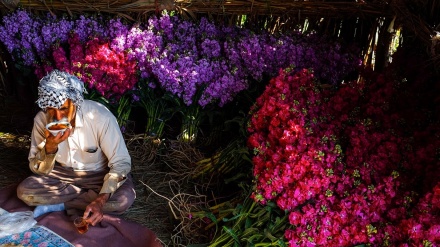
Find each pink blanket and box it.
[0,184,162,247]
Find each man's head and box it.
[36,70,86,123]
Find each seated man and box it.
[17,70,135,226]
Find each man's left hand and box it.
[83,193,110,226]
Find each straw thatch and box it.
[0,0,395,18]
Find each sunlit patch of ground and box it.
[0,132,31,148]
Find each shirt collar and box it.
[75,108,84,128]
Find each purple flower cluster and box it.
[73,15,107,42]
[0,11,107,66]
[41,17,74,55]
[0,10,41,65]
[0,10,360,107]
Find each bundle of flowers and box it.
[0,10,360,108]
[247,65,440,246]
[34,32,138,99]
[0,11,108,66]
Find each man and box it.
[17,70,135,226]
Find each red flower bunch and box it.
[247,67,440,246]
[35,33,138,98]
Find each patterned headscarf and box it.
[36,70,87,110]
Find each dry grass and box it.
[124,135,213,246]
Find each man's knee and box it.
[105,187,136,214]
[16,176,70,206]
[16,180,37,206]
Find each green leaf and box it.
[245,234,264,243]
[241,227,259,237]
[264,228,277,241]
[206,212,218,224]
[223,226,240,245]
[223,213,245,222]
[277,239,288,247]
[244,216,253,229]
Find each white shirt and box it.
[29,100,131,194]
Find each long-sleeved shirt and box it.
[29,100,131,195]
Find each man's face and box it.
[46,99,76,124]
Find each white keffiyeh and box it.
[35,70,87,110]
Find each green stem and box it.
[254,242,287,247]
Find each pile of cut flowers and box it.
[241,49,440,246]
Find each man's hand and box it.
[83,193,110,226]
[44,128,71,154]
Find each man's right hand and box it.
[44,128,71,154]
